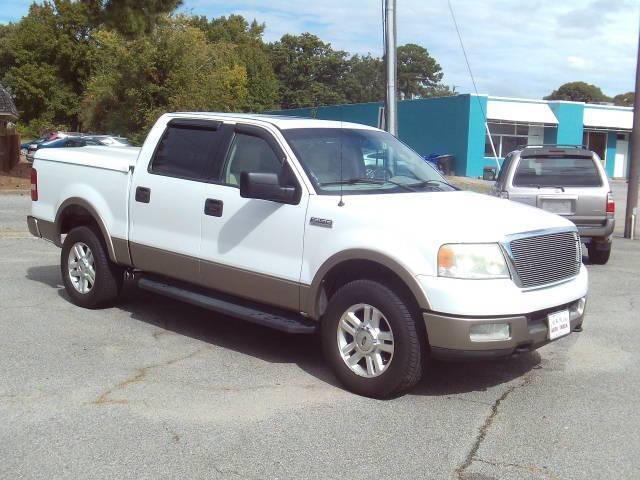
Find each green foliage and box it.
[2,2,453,139]
[544,81,611,103]
[397,44,447,99]
[269,33,350,109]
[190,15,278,112]
[82,0,183,37]
[340,54,385,104]
[81,20,248,144]
[613,92,634,107]
[0,1,96,135]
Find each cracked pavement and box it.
[1,186,639,479]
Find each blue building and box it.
[269,94,634,179]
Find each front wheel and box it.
[321,280,423,398]
[61,226,122,308]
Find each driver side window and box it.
[224,133,282,186]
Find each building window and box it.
[484,122,540,158]
[583,131,607,164]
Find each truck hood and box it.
[330,190,576,243]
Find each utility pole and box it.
[384,0,398,136]
[624,21,640,239]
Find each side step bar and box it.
[137,277,318,334]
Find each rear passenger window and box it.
[150,124,224,181]
[513,157,602,187]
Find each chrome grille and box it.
[509,231,581,288]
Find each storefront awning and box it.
[584,106,633,131]
[487,98,558,125]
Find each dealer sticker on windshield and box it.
[548,309,571,340]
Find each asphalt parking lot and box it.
[1,188,639,480]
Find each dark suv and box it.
[490,145,614,264]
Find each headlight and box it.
[438,243,510,279]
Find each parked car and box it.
[83,135,131,147]
[490,145,614,264]
[27,114,588,398]
[21,137,47,156]
[26,136,104,163]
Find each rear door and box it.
[509,154,608,225]
[128,118,226,283]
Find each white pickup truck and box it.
[28,113,588,398]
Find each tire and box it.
[321,279,423,398]
[587,242,611,265]
[61,226,122,308]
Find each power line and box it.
[447,0,499,165]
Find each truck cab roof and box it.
[170,112,379,131]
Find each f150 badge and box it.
[310,217,333,228]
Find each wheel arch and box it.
[55,197,118,263]
[303,249,430,320]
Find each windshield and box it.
[282,128,455,194]
[513,157,602,187]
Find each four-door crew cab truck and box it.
[27,113,588,398]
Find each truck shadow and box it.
[27,264,541,398]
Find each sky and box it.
[1,0,638,100]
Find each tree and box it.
[81,19,248,143]
[340,54,385,104]
[544,81,611,103]
[190,14,278,112]
[269,33,349,109]
[0,2,96,133]
[397,44,448,99]
[613,92,634,107]
[82,0,183,37]
[0,0,185,135]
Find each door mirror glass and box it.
[240,172,298,204]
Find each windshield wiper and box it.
[319,178,416,192]
[534,185,565,192]
[408,179,458,191]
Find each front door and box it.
[199,124,308,311]
[614,137,629,178]
[129,118,227,283]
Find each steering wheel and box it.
[365,165,394,180]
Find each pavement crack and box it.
[455,373,536,479]
[213,465,263,480]
[474,458,560,479]
[93,348,204,405]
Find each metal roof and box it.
[487,98,558,125]
[0,83,18,121]
[583,105,633,131]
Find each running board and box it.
[137,277,318,334]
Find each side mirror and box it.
[240,172,299,205]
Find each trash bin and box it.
[483,166,497,181]
[437,155,455,176]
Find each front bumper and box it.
[424,297,585,360]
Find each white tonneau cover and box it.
[34,145,140,173]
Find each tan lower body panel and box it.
[111,236,132,267]
[128,242,301,312]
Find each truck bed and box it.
[31,146,140,247]
[34,146,140,173]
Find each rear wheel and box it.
[321,279,423,398]
[61,226,122,308]
[587,241,611,265]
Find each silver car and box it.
[490,145,614,264]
